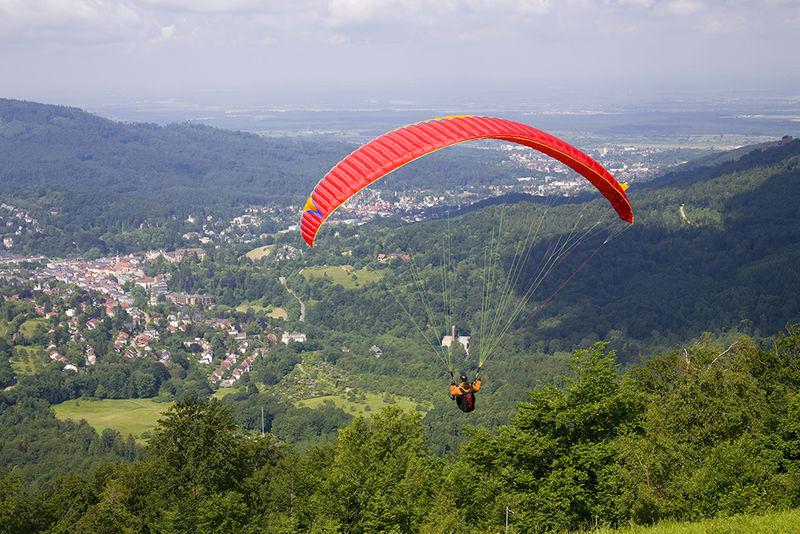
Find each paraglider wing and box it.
[300,115,633,246]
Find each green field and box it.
[267,307,288,320]
[212,387,241,399]
[296,392,428,417]
[245,244,275,261]
[596,508,800,534]
[301,265,384,288]
[52,398,173,442]
[10,346,46,376]
[234,301,288,319]
[19,318,47,337]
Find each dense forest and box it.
[2,330,800,532]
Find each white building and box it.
[281,331,307,344]
[441,325,470,354]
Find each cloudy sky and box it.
[1,0,798,107]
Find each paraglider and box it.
[299,115,634,413]
[450,372,482,413]
[300,115,632,247]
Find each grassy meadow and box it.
[296,391,428,417]
[234,301,288,319]
[301,265,384,288]
[52,398,173,442]
[595,508,800,534]
[10,346,47,376]
[19,318,47,337]
[245,245,275,261]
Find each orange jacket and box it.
[450,378,481,397]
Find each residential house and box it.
[114,331,130,351]
[85,345,97,365]
[281,331,306,344]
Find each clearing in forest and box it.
[301,265,384,288]
[296,392,429,417]
[52,398,173,442]
[245,244,276,261]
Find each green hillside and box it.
[0,99,524,255]
[0,98,348,254]
[4,330,800,532]
[301,137,800,360]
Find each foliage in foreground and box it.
[3,329,800,532]
[596,508,800,534]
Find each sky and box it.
[0,0,799,108]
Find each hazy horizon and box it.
[1,1,799,110]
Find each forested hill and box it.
[0,98,522,254]
[587,135,800,352]
[304,136,800,358]
[644,134,799,188]
[0,98,349,247]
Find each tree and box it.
[452,342,645,531]
[619,337,790,523]
[146,399,250,495]
[0,470,38,533]
[316,407,441,532]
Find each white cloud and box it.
[610,0,656,8]
[0,0,142,29]
[666,0,705,15]
[152,23,176,42]
[326,32,349,44]
[698,12,748,33]
[0,0,151,44]
[326,0,384,26]
[0,0,796,100]
[325,0,555,31]
[468,0,552,16]
[136,0,276,14]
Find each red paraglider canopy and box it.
[300,115,633,246]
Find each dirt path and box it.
[678,204,689,224]
[279,276,305,322]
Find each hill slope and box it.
[303,137,800,358]
[0,98,352,253]
[0,99,527,254]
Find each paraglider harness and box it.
[450,369,481,413]
[456,389,476,413]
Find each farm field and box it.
[234,301,288,320]
[296,391,428,417]
[301,265,384,288]
[245,245,275,261]
[52,398,173,442]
